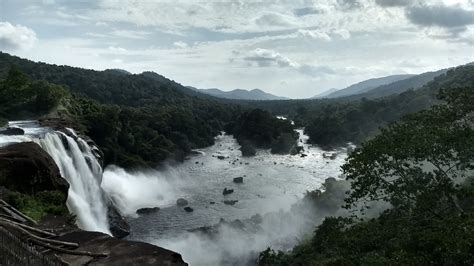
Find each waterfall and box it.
[37,131,110,234]
[0,122,110,233]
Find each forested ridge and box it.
[1,51,472,167]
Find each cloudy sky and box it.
[0,0,473,98]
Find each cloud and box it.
[293,7,324,17]
[298,64,336,77]
[110,30,151,39]
[332,29,351,40]
[406,4,474,29]
[107,46,127,54]
[173,41,188,49]
[243,48,299,68]
[298,29,332,41]
[337,0,363,10]
[0,22,37,51]
[255,12,296,27]
[375,0,413,7]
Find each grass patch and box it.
[4,190,68,222]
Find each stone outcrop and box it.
[107,204,131,239]
[0,142,69,195]
[233,177,243,183]
[223,188,234,195]
[52,231,188,265]
[136,207,160,215]
[0,127,25,135]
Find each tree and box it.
[344,87,474,213]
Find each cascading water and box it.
[0,121,110,234]
[38,131,110,234]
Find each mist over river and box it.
[102,130,350,265]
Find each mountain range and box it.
[187,87,289,100]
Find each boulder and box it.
[0,127,24,136]
[0,142,69,195]
[176,198,188,207]
[184,207,194,212]
[107,204,130,239]
[136,207,160,215]
[54,231,187,265]
[217,155,226,160]
[233,177,244,184]
[223,200,238,205]
[223,188,234,195]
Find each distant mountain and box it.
[311,88,338,99]
[325,74,415,98]
[361,68,450,99]
[189,87,289,100]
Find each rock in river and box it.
[223,200,238,205]
[176,198,189,206]
[233,177,244,184]
[223,188,234,195]
[136,207,160,215]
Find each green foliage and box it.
[258,87,474,265]
[0,66,68,120]
[344,87,474,212]
[4,190,68,221]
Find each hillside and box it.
[0,52,241,168]
[311,88,338,99]
[361,68,450,99]
[190,87,289,100]
[0,52,217,107]
[324,74,414,98]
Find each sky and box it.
[0,0,473,98]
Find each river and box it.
[102,129,349,265]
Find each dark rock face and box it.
[233,177,244,184]
[0,127,25,136]
[107,204,130,239]
[136,207,160,215]
[55,231,188,265]
[0,142,69,195]
[223,188,234,195]
[176,198,188,206]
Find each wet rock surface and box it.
[222,188,234,195]
[0,127,24,135]
[107,204,131,239]
[136,207,160,215]
[233,177,244,183]
[0,142,69,195]
[55,231,188,265]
